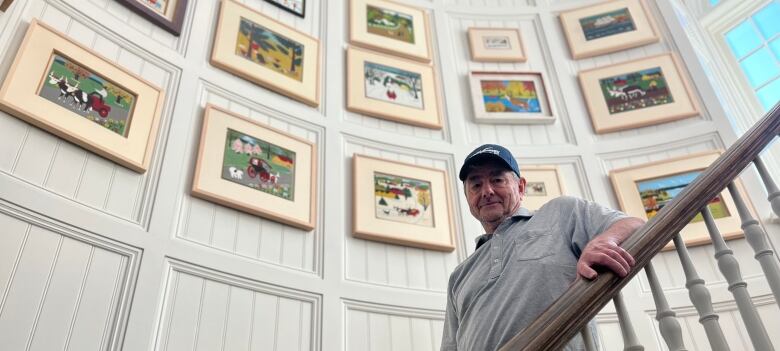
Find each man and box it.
[441,144,644,351]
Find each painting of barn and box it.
[38,54,136,136]
[636,170,728,223]
[235,17,304,81]
[599,67,673,114]
[221,128,296,201]
[374,172,433,227]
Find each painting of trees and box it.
[65,62,91,81]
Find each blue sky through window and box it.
[725,1,780,111]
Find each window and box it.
[724,1,780,111]
[710,0,720,6]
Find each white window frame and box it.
[698,0,776,131]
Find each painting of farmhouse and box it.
[38,54,136,137]
[480,80,541,113]
[579,8,636,41]
[364,61,423,109]
[599,67,673,115]
[236,17,304,82]
[637,170,729,223]
[366,5,415,44]
[221,129,296,201]
[374,172,433,227]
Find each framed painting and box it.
[469,71,555,124]
[116,0,188,36]
[192,105,317,231]
[610,151,752,249]
[349,0,431,62]
[0,20,164,173]
[264,0,305,18]
[467,27,526,62]
[559,0,659,59]
[579,53,698,134]
[346,46,441,129]
[521,166,565,211]
[211,0,320,107]
[352,154,455,251]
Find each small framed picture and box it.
[468,71,555,124]
[467,27,526,62]
[610,151,751,249]
[352,154,455,251]
[559,0,659,59]
[0,20,164,173]
[579,53,698,134]
[346,46,441,129]
[264,0,305,18]
[116,0,189,36]
[192,105,317,231]
[211,0,320,107]
[349,0,432,62]
[521,166,565,211]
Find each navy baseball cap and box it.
[459,144,520,181]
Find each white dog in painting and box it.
[228,166,244,180]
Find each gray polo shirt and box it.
[441,196,628,351]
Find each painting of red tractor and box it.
[39,54,135,137]
[374,172,433,227]
[222,129,296,201]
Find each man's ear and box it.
[518,176,527,196]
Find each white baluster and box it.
[645,262,687,351]
[753,157,780,217]
[613,292,644,351]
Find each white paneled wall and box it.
[0,0,777,350]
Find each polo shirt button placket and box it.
[488,234,502,279]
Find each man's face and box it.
[464,160,526,226]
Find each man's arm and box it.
[577,217,644,279]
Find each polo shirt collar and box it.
[474,207,533,247]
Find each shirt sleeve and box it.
[440,276,459,350]
[560,196,629,257]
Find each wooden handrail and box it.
[499,102,780,351]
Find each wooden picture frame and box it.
[579,53,698,134]
[0,20,164,173]
[349,0,432,62]
[352,154,455,251]
[609,151,750,250]
[264,0,305,18]
[467,27,526,62]
[116,0,189,36]
[469,71,555,124]
[192,105,317,231]
[346,46,441,129]
[559,0,659,59]
[1,0,15,12]
[211,0,320,107]
[521,166,565,211]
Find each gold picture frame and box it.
[349,0,432,62]
[192,105,317,231]
[467,27,526,62]
[0,20,164,173]
[578,53,699,134]
[469,71,555,124]
[346,46,441,129]
[211,0,320,107]
[521,166,565,211]
[353,154,455,251]
[609,151,749,249]
[560,0,659,59]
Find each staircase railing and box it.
[500,102,780,351]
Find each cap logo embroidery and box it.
[470,147,500,158]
